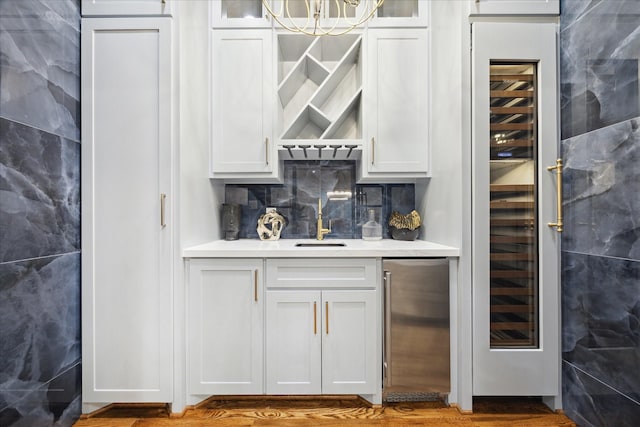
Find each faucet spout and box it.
[316,198,332,240]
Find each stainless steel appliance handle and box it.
[383,270,392,386]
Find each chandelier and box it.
[262,0,384,36]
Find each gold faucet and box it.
[316,198,332,240]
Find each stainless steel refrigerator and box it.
[382,258,450,400]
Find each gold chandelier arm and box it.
[263,0,383,36]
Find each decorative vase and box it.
[222,203,241,240]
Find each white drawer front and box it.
[266,258,378,289]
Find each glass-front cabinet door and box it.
[264,0,372,34]
[369,0,429,27]
[470,0,559,16]
[472,21,561,406]
[488,63,538,348]
[82,0,172,16]
[211,0,272,28]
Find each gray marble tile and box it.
[562,118,640,260]
[562,361,640,427]
[0,362,81,427]
[0,0,80,141]
[562,251,640,402]
[560,0,640,139]
[0,253,80,414]
[0,118,80,263]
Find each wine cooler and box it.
[472,22,560,400]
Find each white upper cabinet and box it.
[210,29,278,180]
[368,0,429,27]
[470,0,559,16]
[207,2,433,176]
[82,0,172,16]
[363,28,430,179]
[210,0,272,28]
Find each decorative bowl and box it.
[389,225,420,241]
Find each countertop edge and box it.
[182,239,460,258]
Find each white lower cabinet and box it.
[186,257,380,401]
[266,290,377,395]
[265,258,379,396]
[187,259,264,395]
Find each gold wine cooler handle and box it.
[547,158,563,232]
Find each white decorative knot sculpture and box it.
[257,210,286,241]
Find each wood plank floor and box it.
[74,396,577,426]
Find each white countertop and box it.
[183,238,459,258]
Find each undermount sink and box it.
[294,242,346,247]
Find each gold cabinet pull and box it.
[547,158,563,232]
[370,137,375,165]
[160,193,167,228]
[265,137,269,166]
[313,302,317,335]
[325,301,329,334]
[254,270,258,302]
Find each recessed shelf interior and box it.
[279,55,329,123]
[278,34,315,83]
[282,105,331,140]
[277,33,362,141]
[311,42,362,120]
[322,92,361,140]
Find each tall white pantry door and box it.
[81,17,173,405]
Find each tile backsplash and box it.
[225,161,415,239]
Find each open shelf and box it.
[282,105,331,140]
[321,91,361,139]
[277,33,362,142]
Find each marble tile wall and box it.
[225,161,416,240]
[0,1,81,426]
[560,1,640,425]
